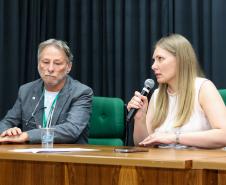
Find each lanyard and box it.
[42,93,59,128]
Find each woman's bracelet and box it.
[175,131,181,144]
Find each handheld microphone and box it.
[126,79,155,122]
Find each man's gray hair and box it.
[38,39,74,63]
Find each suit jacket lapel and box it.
[35,94,45,128]
[50,77,71,126]
[31,80,45,128]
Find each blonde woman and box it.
[127,34,226,148]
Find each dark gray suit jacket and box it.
[0,76,93,144]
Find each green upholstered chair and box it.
[88,96,125,146]
[219,89,226,105]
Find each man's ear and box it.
[67,62,72,73]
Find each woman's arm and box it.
[177,80,226,148]
[127,91,154,145]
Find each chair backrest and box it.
[88,96,125,146]
[219,89,226,105]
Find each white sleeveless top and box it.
[153,77,211,134]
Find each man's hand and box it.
[0,132,29,143]
[1,127,22,137]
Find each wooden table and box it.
[193,151,226,185]
[1,144,226,185]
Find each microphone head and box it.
[144,79,155,89]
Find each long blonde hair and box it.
[151,34,203,130]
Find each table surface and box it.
[1,144,226,169]
[193,155,226,170]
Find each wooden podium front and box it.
[0,144,226,185]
